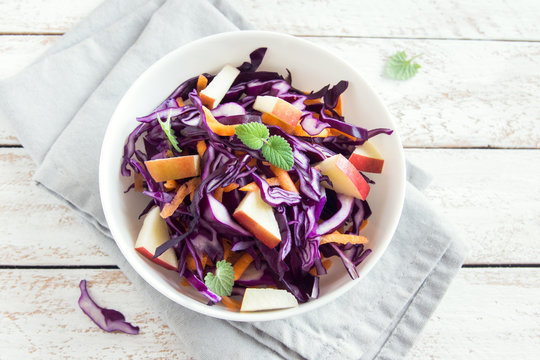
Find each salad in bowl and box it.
[100,31,405,321]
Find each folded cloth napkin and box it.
[0,0,468,359]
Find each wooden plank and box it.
[0,36,538,148]
[407,268,540,360]
[1,147,539,265]
[1,0,540,41]
[407,148,540,264]
[0,149,110,265]
[0,268,538,359]
[0,269,183,359]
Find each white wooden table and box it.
[1,1,539,358]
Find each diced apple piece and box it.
[135,206,178,271]
[233,190,282,249]
[199,64,240,109]
[144,155,200,182]
[316,154,370,200]
[348,141,384,173]
[240,288,298,312]
[253,95,303,128]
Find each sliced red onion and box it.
[78,280,139,335]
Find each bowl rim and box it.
[99,30,406,322]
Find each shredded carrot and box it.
[334,96,342,116]
[238,177,280,192]
[221,296,241,310]
[165,149,174,158]
[358,219,368,232]
[294,179,300,189]
[214,186,224,202]
[222,239,232,262]
[160,177,201,218]
[247,158,257,167]
[202,106,237,136]
[222,183,239,192]
[293,123,330,137]
[233,253,254,280]
[304,98,322,106]
[308,258,333,276]
[164,179,177,191]
[261,113,295,134]
[234,150,246,157]
[320,233,368,245]
[175,97,184,107]
[181,278,190,286]
[186,253,209,272]
[270,165,298,193]
[134,172,144,192]
[196,140,207,157]
[328,128,357,141]
[196,75,208,92]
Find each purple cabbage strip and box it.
[78,280,139,335]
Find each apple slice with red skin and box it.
[349,141,384,173]
[253,95,303,128]
[233,190,282,249]
[316,154,370,200]
[199,64,240,109]
[144,155,200,182]
[134,206,178,271]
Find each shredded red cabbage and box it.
[121,48,392,304]
[78,280,139,335]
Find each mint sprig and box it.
[235,122,294,171]
[385,51,421,80]
[157,110,182,153]
[204,260,234,297]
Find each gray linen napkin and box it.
[0,0,468,359]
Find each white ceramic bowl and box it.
[99,30,406,322]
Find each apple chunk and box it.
[349,141,384,173]
[233,190,282,249]
[240,288,298,312]
[134,206,178,271]
[253,95,303,128]
[144,155,200,182]
[199,64,240,109]
[316,154,370,200]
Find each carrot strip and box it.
[234,150,246,157]
[270,165,298,193]
[320,233,368,245]
[134,172,144,192]
[334,96,342,116]
[221,296,241,310]
[358,219,368,232]
[308,258,333,276]
[202,106,237,136]
[238,177,280,192]
[247,158,257,167]
[304,98,321,106]
[186,253,209,272]
[181,278,190,286]
[196,75,208,92]
[261,113,295,134]
[160,177,201,218]
[175,97,184,107]
[222,239,232,262]
[214,186,224,202]
[165,149,174,158]
[196,140,207,157]
[222,183,239,192]
[233,253,254,281]
[164,179,177,191]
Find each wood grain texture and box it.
[0,36,538,148]
[407,268,540,360]
[0,269,183,359]
[1,0,540,40]
[0,268,537,359]
[1,147,539,265]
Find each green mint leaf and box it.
[235,122,269,150]
[385,51,421,80]
[158,110,182,153]
[261,135,294,171]
[204,260,234,297]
